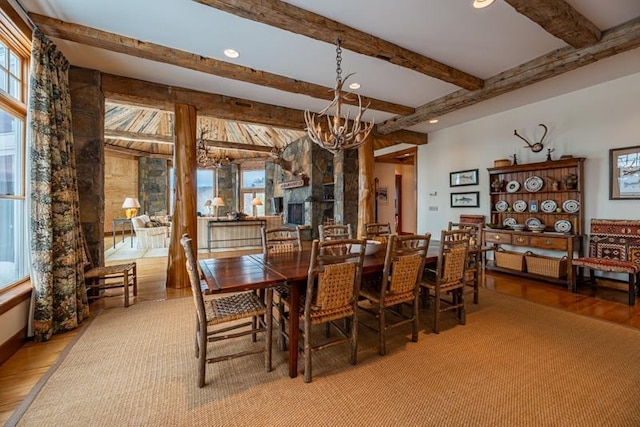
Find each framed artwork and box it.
[450,169,479,187]
[610,145,640,200]
[377,187,389,204]
[450,191,480,208]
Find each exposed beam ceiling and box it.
[378,16,640,134]
[504,0,601,48]
[101,73,428,147]
[105,129,173,144]
[193,0,484,91]
[105,143,172,160]
[30,13,413,116]
[374,146,416,165]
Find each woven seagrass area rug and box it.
[8,289,640,426]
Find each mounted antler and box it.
[514,123,548,153]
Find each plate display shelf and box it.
[485,157,585,289]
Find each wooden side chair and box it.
[261,226,302,350]
[420,229,471,333]
[365,222,392,244]
[180,234,273,388]
[358,234,431,355]
[448,221,483,304]
[318,223,353,241]
[82,239,137,308]
[299,238,366,382]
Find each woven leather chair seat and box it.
[206,292,266,326]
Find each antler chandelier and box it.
[304,38,374,155]
[197,138,231,169]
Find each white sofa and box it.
[131,214,170,249]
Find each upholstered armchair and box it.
[131,214,169,249]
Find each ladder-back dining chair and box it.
[180,234,273,388]
[365,222,392,244]
[318,223,353,241]
[300,238,365,382]
[420,229,471,333]
[261,226,302,350]
[448,221,483,304]
[358,233,431,355]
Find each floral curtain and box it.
[29,29,88,342]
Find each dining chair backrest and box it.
[306,238,365,322]
[365,222,392,244]
[436,229,471,286]
[448,221,482,248]
[318,223,353,241]
[180,234,206,324]
[459,214,485,226]
[262,226,302,255]
[382,234,431,297]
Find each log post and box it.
[166,103,197,289]
[357,135,375,238]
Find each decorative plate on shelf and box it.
[506,181,520,193]
[562,199,580,213]
[495,200,509,212]
[512,200,527,212]
[503,217,517,227]
[524,176,544,192]
[525,217,543,228]
[540,199,557,213]
[554,220,572,233]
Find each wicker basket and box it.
[494,250,527,272]
[525,253,567,278]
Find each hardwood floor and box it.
[1,246,639,424]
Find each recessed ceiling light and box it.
[224,49,240,59]
[429,119,439,124]
[473,0,494,9]
[349,82,361,90]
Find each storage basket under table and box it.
[494,249,526,272]
[524,253,567,278]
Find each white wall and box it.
[417,71,640,236]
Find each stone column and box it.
[69,66,104,266]
[138,157,168,215]
[334,149,359,229]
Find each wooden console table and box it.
[483,229,583,290]
[206,219,266,251]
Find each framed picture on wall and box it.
[450,191,479,208]
[610,145,640,200]
[377,187,389,205]
[450,169,479,187]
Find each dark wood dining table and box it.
[199,243,441,378]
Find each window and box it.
[0,28,27,291]
[168,168,217,216]
[241,168,265,217]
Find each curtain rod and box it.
[7,0,36,30]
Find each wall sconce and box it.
[122,197,140,219]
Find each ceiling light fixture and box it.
[473,0,494,8]
[304,38,374,155]
[223,48,239,58]
[429,119,439,124]
[349,82,361,90]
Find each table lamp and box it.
[204,199,213,216]
[251,197,263,217]
[122,197,140,219]
[212,197,225,219]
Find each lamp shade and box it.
[212,197,225,207]
[122,197,140,208]
[251,197,263,206]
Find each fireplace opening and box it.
[287,202,304,225]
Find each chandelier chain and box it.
[335,38,342,83]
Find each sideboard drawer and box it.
[512,234,530,246]
[484,232,512,245]
[531,236,568,250]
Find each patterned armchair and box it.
[131,214,169,249]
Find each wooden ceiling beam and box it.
[105,143,172,160]
[30,13,413,116]
[504,0,601,48]
[203,139,275,154]
[193,0,484,91]
[101,73,427,146]
[105,129,173,144]
[378,17,640,134]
